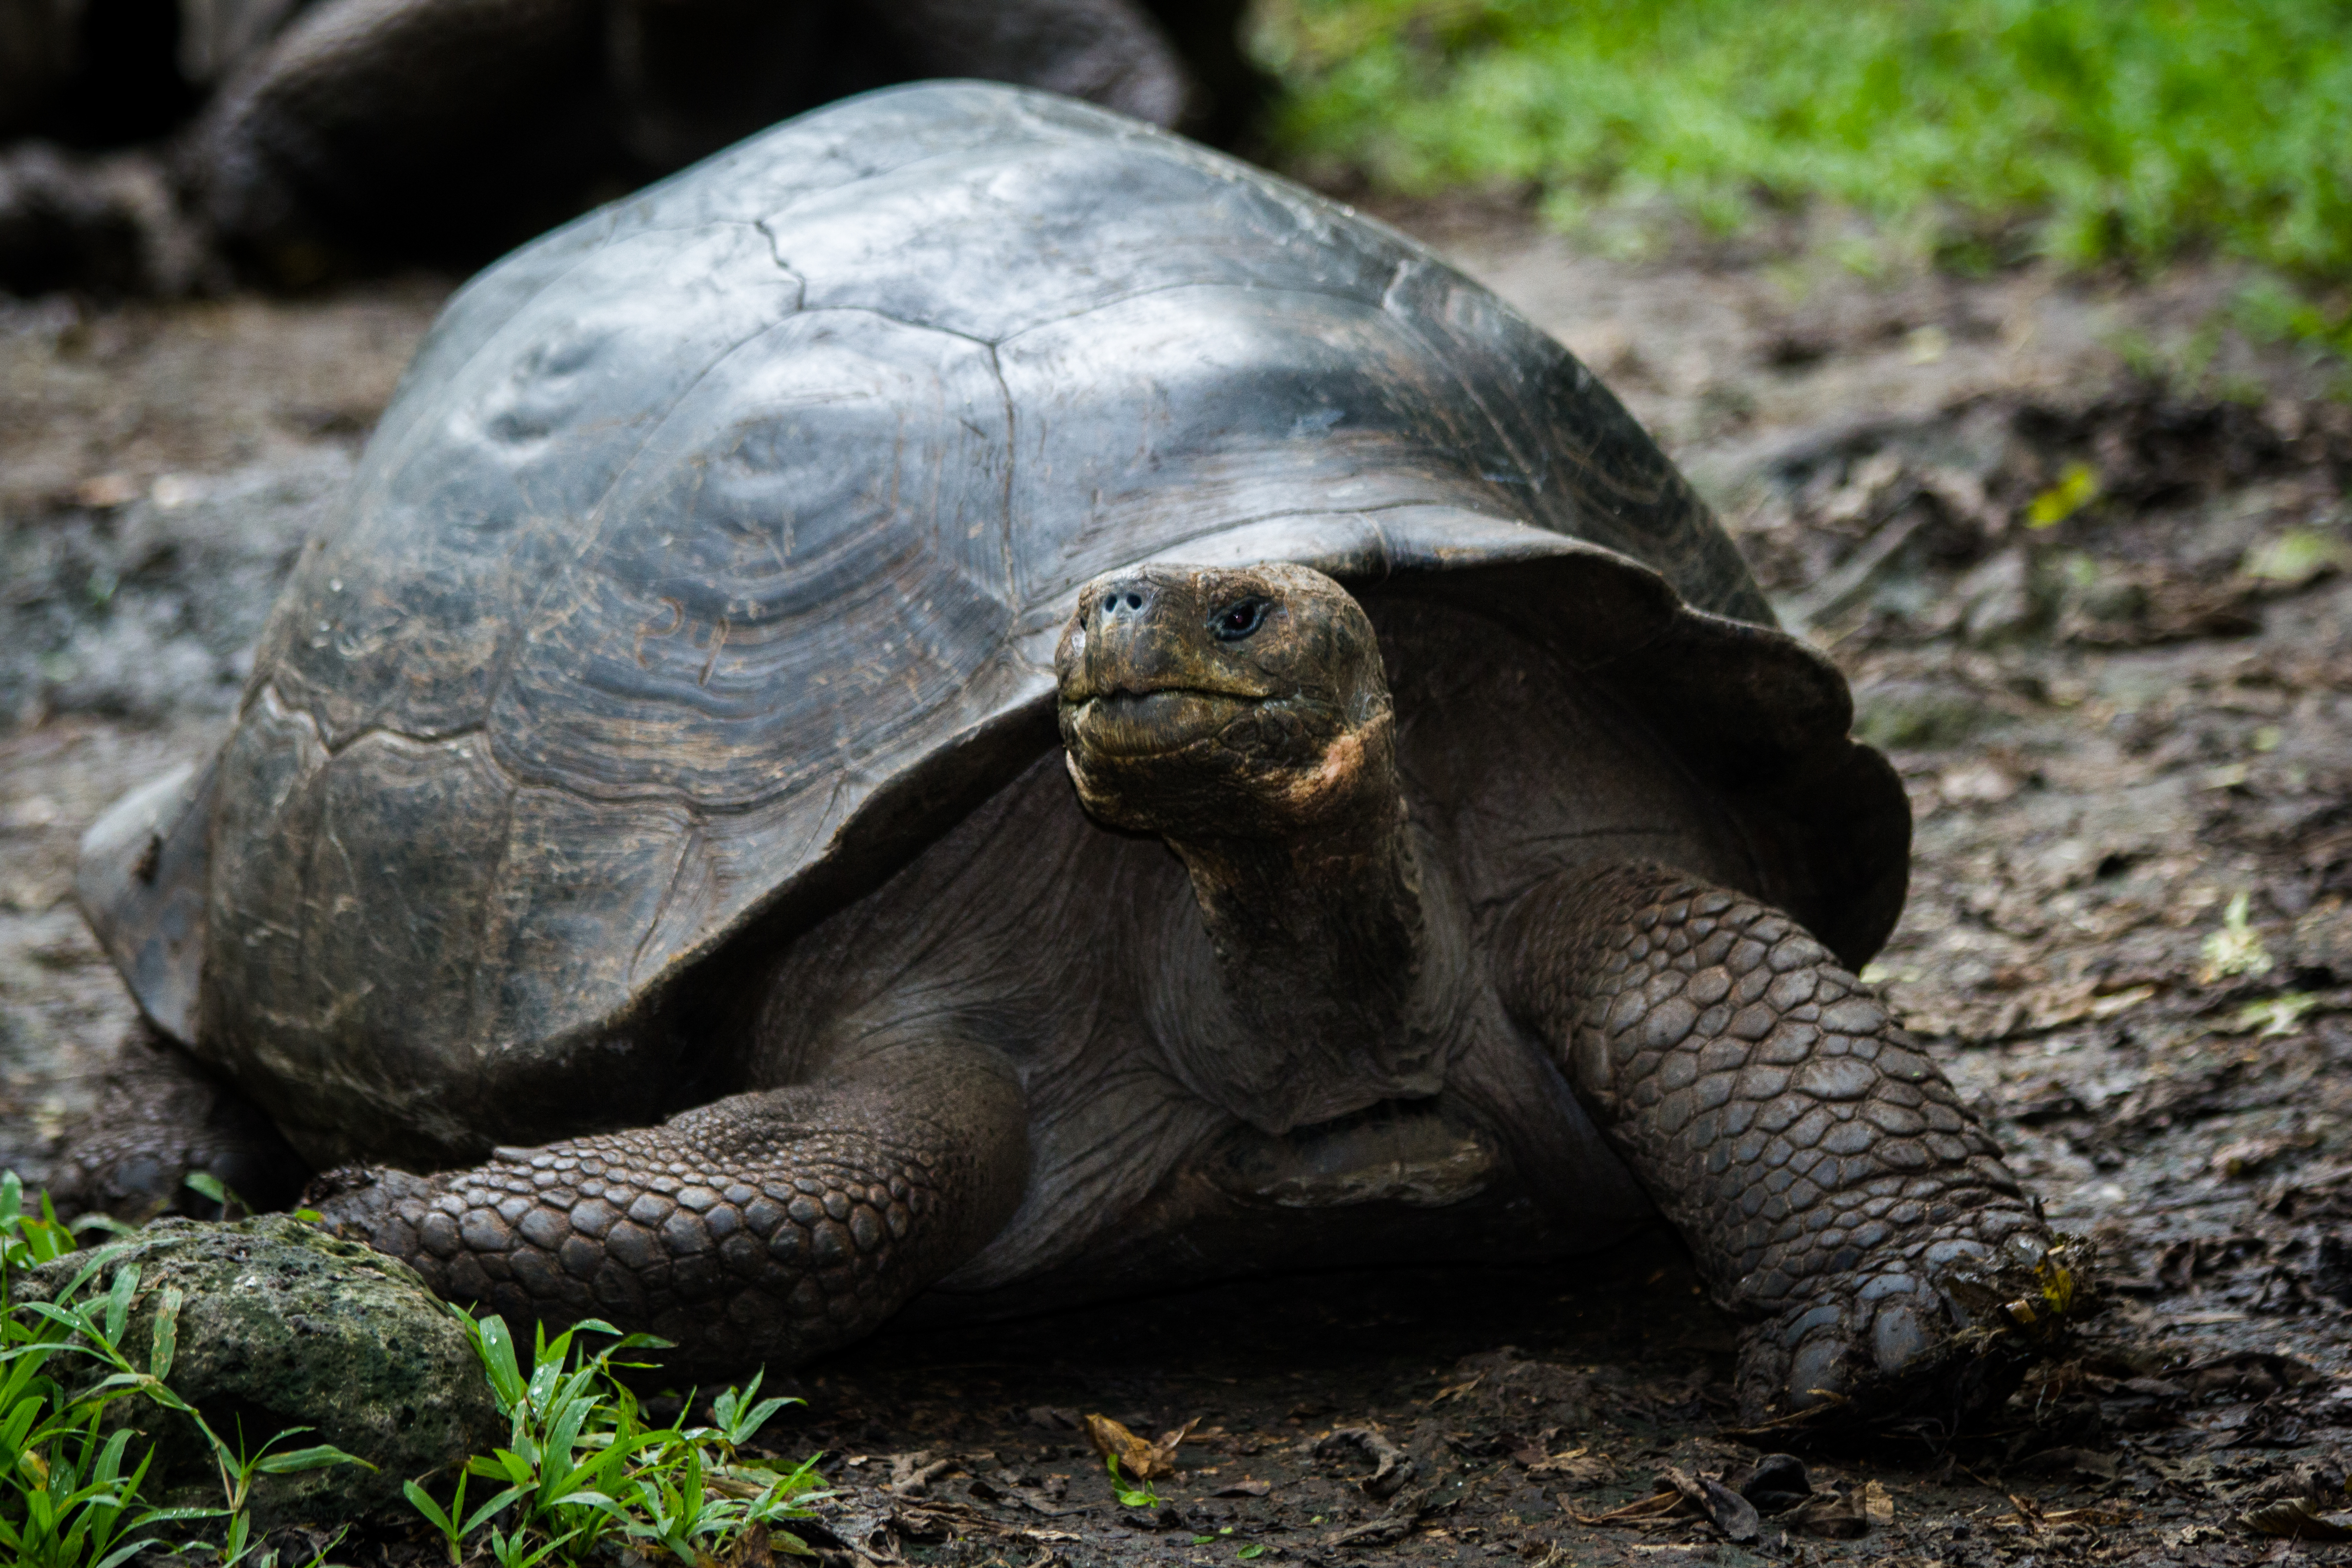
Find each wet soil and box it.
[5,214,2352,1565]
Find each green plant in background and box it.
[2230,990,2319,1038]
[1255,0,2352,350]
[2199,889,2276,983]
[0,1171,365,1568]
[407,1310,828,1565]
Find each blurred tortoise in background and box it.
[0,0,1256,292]
[58,81,2083,1428]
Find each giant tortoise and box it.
[65,81,2080,1425]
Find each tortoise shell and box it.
[80,82,1906,1165]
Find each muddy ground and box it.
[5,204,2352,1566]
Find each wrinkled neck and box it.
[1174,800,1423,1007]
[1161,769,1442,1130]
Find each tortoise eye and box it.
[1211,597,1269,642]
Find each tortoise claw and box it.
[44,1034,307,1222]
[1735,1234,2097,1435]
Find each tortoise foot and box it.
[1502,863,2092,1434]
[1735,1232,2094,1432]
[44,1030,309,1221]
[307,1164,438,1240]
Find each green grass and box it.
[412,1312,828,1566]
[1254,0,2352,342]
[1,1171,364,1568]
[3,1171,826,1566]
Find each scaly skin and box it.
[309,1046,1028,1371]
[1502,862,2074,1426]
[43,1032,308,1221]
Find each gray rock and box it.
[0,452,341,731]
[18,1213,501,1525]
[1954,545,2042,646]
[1851,676,2001,751]
[2288,899,2352,982]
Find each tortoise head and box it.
[1055,564,1396,840]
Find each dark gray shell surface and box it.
[80,82,1907,1165]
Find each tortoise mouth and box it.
[1062,687,1260,759]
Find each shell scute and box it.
[491,309,1015,809]
[258,222,806,754]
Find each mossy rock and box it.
[18,1214,501,1525]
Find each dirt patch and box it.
[3,215,2351,1564]
[0,283,446,1175]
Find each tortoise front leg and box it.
[1501,862,2079,1428]
[312,1043,1028,1371]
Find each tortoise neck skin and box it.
[1056,564,1446,1131]
[1152,738,1437,1110]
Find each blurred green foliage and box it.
[1254,0,2352,343]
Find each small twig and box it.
[1716,1389,1848,1440]
[1423,1373,1484,1406]
[1785,500,1934,633]
[1566,1488,1685,1526]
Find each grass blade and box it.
[148,1286,182,1381]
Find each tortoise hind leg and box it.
[312,1040,1029,1371]
[44,1029,309,1222]
[1500,862,2082,1429]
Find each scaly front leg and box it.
[1502,862,2086,1428]
[313,1043,1029,1372]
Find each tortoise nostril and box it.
[1098,584,1153,621]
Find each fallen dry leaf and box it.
[2241,1497,2352,1541]
[2210,1130,2320,1177]
[1730,1453,1813,1515]
[1522,1447,1617,1488]
[2178,1350,2326,1398]
[1082,1413,1193,1481]
[1787,1485,1869,1538]
[1662,1466,1760,1544]
[885,1451,953,1497]
[1313,1426,1416,1499]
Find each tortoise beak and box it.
[1063,688,1259,759]
[1054,562,1392,836]
[1056,568,1279,763]
[1056,568,1277,709]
